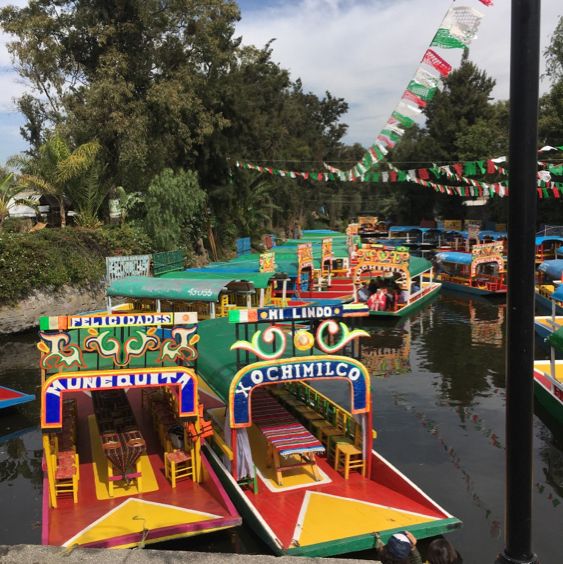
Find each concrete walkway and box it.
[0,545,365,564]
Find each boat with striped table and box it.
[194,305,461,557]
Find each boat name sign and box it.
[229,356,369,427]
[42,368,197,428]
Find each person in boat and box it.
[411,282,420,294]
[385,284,396,311]
[369,287,388,311]
[426,538,462,564]
[368,278,378,296]
[375,531,423,564]
[399,285,410,304]
[358,282,370,302]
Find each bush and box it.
[0,225,153,305]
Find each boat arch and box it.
[227,355,370,428]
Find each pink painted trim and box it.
[201,452,239,517]
[77,516,241,549]
[41,460,50,545]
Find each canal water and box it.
[0,293,561,561]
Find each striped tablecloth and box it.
[253,390,325,457]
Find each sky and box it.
[0,0,561,162]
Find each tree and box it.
[11,133,100,227]
[0,0,241,191]
[144,169,206,251]
[544,16,563,82]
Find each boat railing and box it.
[406,280,436,304]
[284,381,377,442]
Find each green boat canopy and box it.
[160,270,279,289]
[197,318,321,403]
[107,276,229,302]
[548,326,563,351]
[409,256,433,277]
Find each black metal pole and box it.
[497,1,540,563]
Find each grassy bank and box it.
[0,226,153,306]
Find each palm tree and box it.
[0,172,20,227]
[11,133,101,227]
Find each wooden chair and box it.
[164,450,194,488]
[334,442,365,479]
[54,453,79,503]
[333,423,365,479]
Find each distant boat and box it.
[535,260,563,314]
[0,385,34,411]
[435,242,507,296]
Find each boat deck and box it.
[534,316,563,337]
[535,361,563,384]
[203,386,455,554]
[44,389,240,548]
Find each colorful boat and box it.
[533,328,563,425]
[350,244,442,317]
[384,226,446,251]
[434,242,507,296]
[357,215,390,241]
[38,310,240,548]
[535,260,563,314]
[194,305,460,557]
[535,235,563,265]
[534,315,563,341]
[0,385,34,410]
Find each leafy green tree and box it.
[144,169,206,251]
[0,0,241,191]
[11,133,101,227]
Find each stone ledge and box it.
[0,545,361,564]
[0,283,106,335]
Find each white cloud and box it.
[0,0,560,162]
[236,0,562,146]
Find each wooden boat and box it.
[385,226,446,251]
[534,315,563,341]
[0,385,34,410]
[533,328,563,425]
[434,242,507,296]
[350,244,442,317]
[194,306,460,557]
[436,229,508,255]
[288,241,355,302]
[535,235,563,265]
[38,310,240,548]
[357,215,390,241]
[535,260,563,314]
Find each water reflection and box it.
[361,319,411,377]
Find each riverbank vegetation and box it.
[0,3,562,303]
[0,226,151,305]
